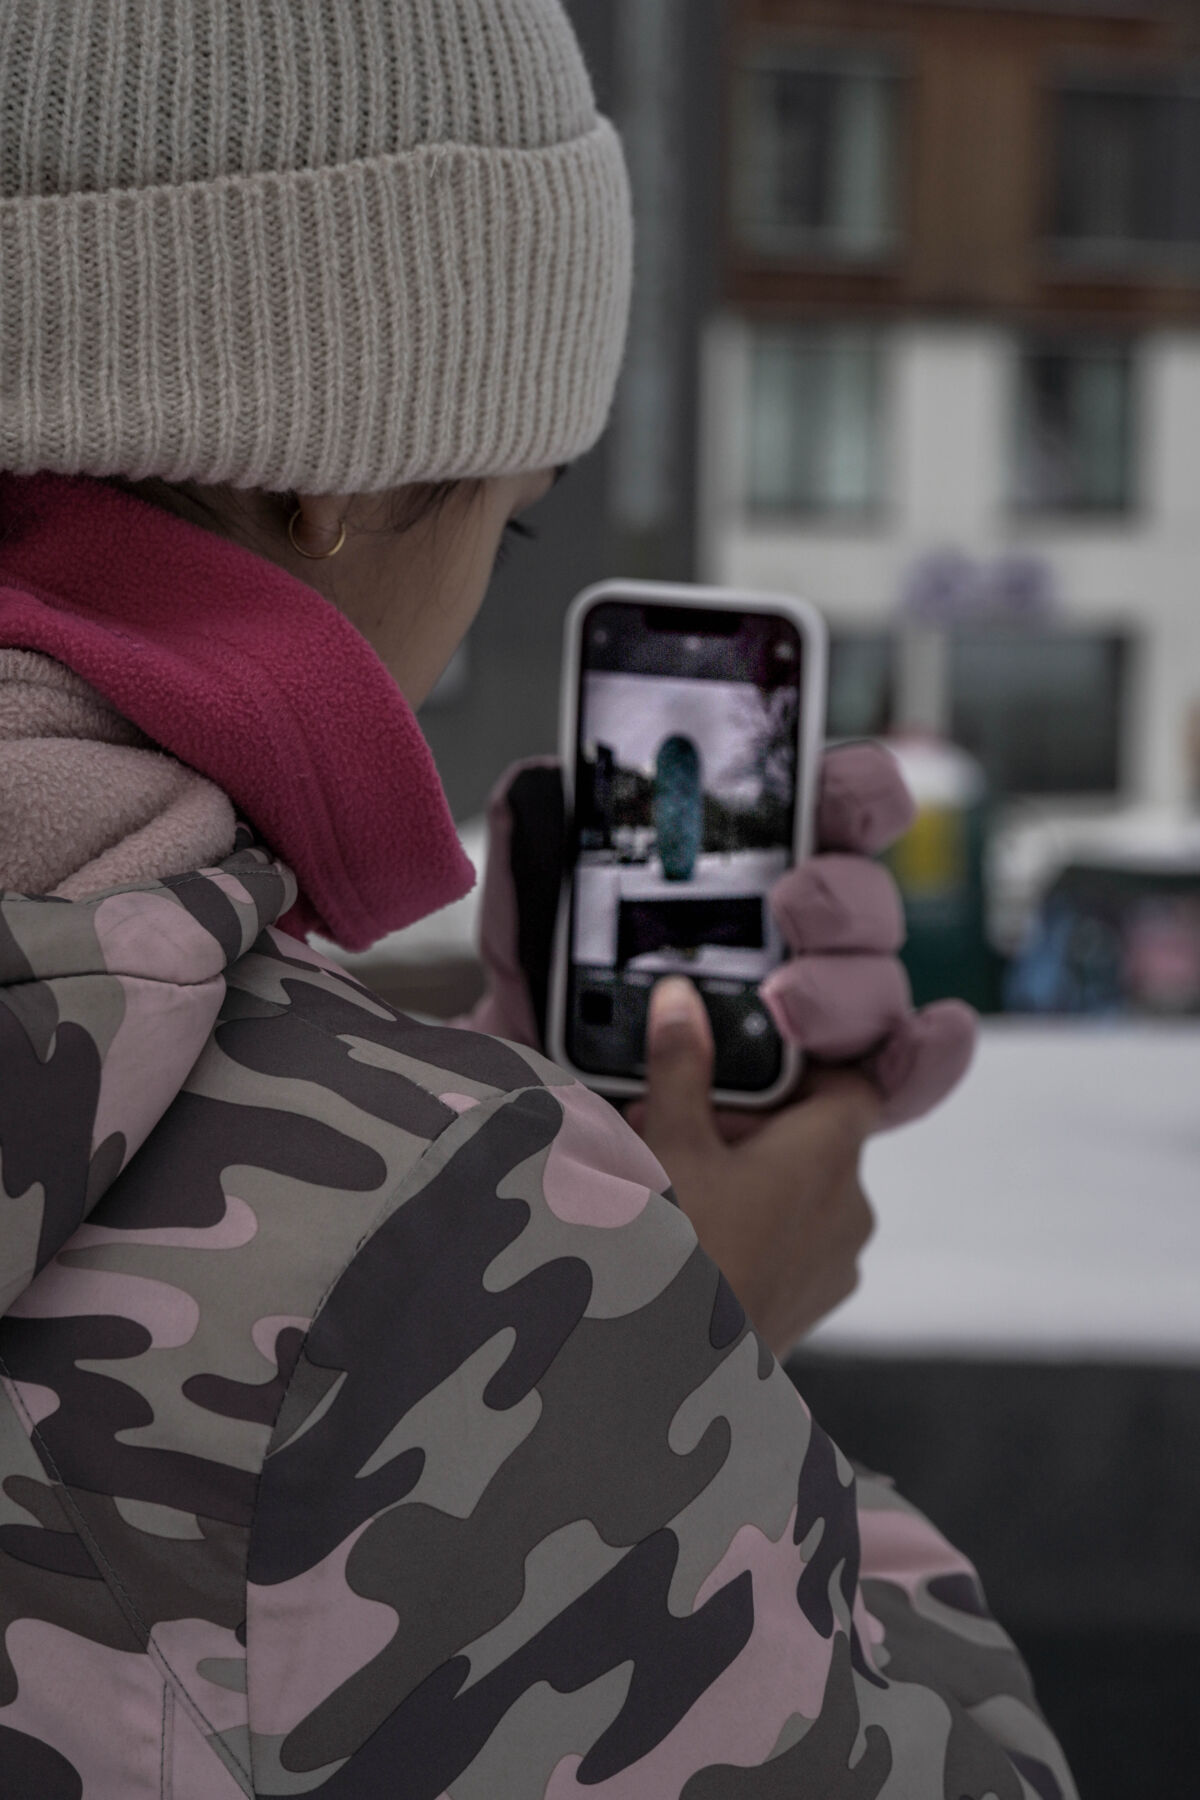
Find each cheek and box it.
[404,516,507,694]
[456,526,508,620]
[444,503,515,631]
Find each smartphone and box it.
[548,580,828,1108]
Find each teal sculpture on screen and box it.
[655,735,703,881]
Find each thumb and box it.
[642,978,721,1160]
[793,1063,885,1145]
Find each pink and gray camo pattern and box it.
[0,833,1076,1797]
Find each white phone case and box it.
[547,580,828,1110]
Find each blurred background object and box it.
[703,0,1200,1021]
[703,18,1200,1792]
[336,13,1200,1791]
[416,0,1200,1024]
[881,733,996,1008]
[793,1014,1200,1800]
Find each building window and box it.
[1054,80,1200,259]
[1012,342,1134,514]
[748,327,885,514]
[734,52,902,260]
[823,628,1128,797]
[950,632,1129,796]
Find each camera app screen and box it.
[566,602,804,1092]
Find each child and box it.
[0,2,1072,1793]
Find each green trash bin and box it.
[878,736,999,1013]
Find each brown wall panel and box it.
[908,26,1040,304]
[737,0,1161,53]
[724,0,1200,325]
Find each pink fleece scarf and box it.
[0,472,474,949]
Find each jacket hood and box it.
[0,471,475,951]
[0,835,294,1315]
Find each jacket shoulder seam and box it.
[296,1076,555,1333]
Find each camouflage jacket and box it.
[0,834,1076,1798]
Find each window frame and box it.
[947,624,1134,800]
[1047,67,1200,277]
[1007,333,1141,522]
[731,42,908,266]
[743,319,892,522]
[826,625,1135,801]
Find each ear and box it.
[289,491,356,555]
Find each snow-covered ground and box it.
[813,1021,1200,1364]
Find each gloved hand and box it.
[465,743,977,1132]
[638,974,880,1352]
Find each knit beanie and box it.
[0,0,633,493]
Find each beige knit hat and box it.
[0,0,633,493]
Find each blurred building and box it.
[703,0,1200,929]
[422,0,1200,989]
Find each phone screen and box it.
[564,599,805,1094]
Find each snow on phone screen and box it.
[566,601,802,1093]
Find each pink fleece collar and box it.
[0,472,474,949]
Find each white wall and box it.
[700,317,1200,807]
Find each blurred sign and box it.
[900,549,1058,627]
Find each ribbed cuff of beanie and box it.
[0,119,632,492]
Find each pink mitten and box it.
[760,742,977,1129]
[465,744,978,1130]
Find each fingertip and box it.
[912,999,980,1078]
[869,1001,979,1128]
[647,977,713,1057]
[818,741,917,855]
[928,996,981,1045]
[770,855,907,955]
[642,980,721,1158]
[760,955,911,1060]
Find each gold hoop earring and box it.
[287,509,347,561]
